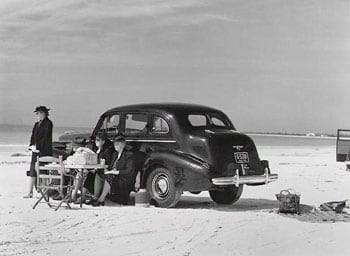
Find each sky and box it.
[0,0,349,134]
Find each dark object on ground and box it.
[320,200,347,214]
[276,203,350,223]
[276,189,300,214]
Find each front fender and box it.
[142,150,213,191]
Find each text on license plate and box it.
[234,152,249,163]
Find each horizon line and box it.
[0,123,337,136]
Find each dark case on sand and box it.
[276,189,301,214]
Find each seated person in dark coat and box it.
[91,135,136,206]
[83,132,115,203]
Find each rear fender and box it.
[142,150,212,191]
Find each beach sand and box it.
[1,145,350,256]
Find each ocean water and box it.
[250,134,336,148]
[0,124,335,150]
[0,124,92,152]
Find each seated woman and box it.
[92,135,136,206]
[82,132,115,203]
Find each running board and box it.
[212,169,278,187]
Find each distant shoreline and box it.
[0,144,28,147]
[0,123,92,131]
[0,132,336,148]
[246,133,336,140]
[0,124,336,137]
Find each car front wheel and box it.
[209,185,243,204]
[146,167,181,208]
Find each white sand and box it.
[1,145,350,256]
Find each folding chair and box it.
[33,156,74,211]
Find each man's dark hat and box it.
[34,106,50,113]
[114,134,126,142]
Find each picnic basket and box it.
[276,189,301,214]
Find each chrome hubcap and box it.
[152,173,170,200]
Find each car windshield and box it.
[187,113,232,129]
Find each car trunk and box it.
[205,130,265,176]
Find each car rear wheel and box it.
[146,167,181,208]
[209,185,243,204]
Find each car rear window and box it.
[152,116,170,133]
[188,113,231,128]
[188,114,207,127]
[211,117,226,127]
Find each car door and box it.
[148,114,178,151]
[336,129,350,161]
[123,112,149,140]
[96,113,121,140]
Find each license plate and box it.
[234,152,249,163]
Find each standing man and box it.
[24,106,53,198]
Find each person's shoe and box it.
[70,196,77,203]
[73,197,86,204]
[66,197,76,204]
[92,200,104,207]
[85,198,97,205]
[52,194,63,201]
[23,193,33,198]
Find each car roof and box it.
[103,103,223,116]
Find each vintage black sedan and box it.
[54,103,278,208]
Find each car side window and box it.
[211,117,226,127]
[152,116,169,133]
[99,114,120,137]
[125,113,148,135]
[188,114,207,127]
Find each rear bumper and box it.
[212,169,278,187]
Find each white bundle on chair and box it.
[66,147,98,165]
